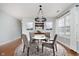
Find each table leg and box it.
[38,39,42,52]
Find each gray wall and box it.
[0,10,22,44]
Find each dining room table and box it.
[32,33,47,51]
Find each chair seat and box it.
[22,34,39,56]
[43,43,54,48]
[42,34,57,56]
[30,42,39,47]
[24,42,38,48]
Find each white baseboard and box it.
[0,36,21,46]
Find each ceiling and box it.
[0,3,73,19]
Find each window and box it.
[56,18,65,36]
[45,22,53,30]
[26,22,33,30]
[58,18,64,27]
[56,13,70,38]
[64,15,70,37]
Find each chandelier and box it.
[35,5,47,22]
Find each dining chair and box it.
[45,32,50,41]
[42,34,57,56]
[22,34,39,56]
[29,32,39,52]
[29,32,38,43]
[41,32,50,42]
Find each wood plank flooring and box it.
[0,38,22,56]
[0,38,79,56]
[57,41,79,56]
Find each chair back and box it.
[52,34,57,45]
[45,32,50,38]
[29,32,35,43]
[22,34,28,47]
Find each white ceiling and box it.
[0,3,73,19]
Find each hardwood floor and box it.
[66,48,79,56]
[57,41,79,56]
[0,38,22,56]
[0,38,79,56]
